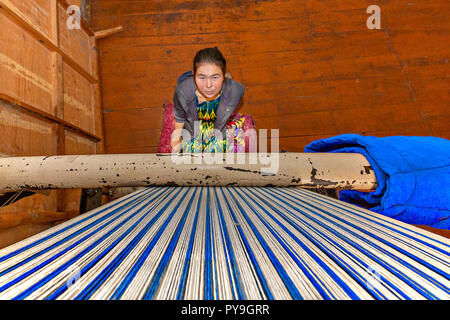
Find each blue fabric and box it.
[305,134,450,229]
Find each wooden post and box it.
[52,52,66,212]
[90,36,106,155]
[50,0,59,46]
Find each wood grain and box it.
[0,0,103,241]
[91,0,449,155]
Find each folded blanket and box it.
[305,134,450,229]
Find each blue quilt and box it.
[304,134,450,229]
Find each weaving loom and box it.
[0,186,448,300]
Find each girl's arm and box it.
[171,121,185,153]
[172,90,188,152]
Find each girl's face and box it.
[194,63,225,99]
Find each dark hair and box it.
[193,47,226,76]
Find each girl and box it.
[171,47,245,153]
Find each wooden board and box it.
[4,0,55,42]
[0,100,56,156]
[0,223,56,249]
[58,2,93,75]
[63,61,95,133]
[0,193,58,229]
[65,129,96,155]
[103,108,162,154]
[0,11,53,115]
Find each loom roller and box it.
[0,153,448,300]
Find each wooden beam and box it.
[90,37,106,154]
[51,53,65,147]
[51,52,66,212]
[0,153,378,193]
[52,53,64,119]
[50,0,59,46]
[94,26,124,40]
[0,93,101,142]
[93,84,105,154]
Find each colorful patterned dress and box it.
[225,113,250,153]
[181,94,227,153]
[181,93,253,153]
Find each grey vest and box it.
[173,71,245,139]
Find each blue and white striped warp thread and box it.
[0,187,448,300]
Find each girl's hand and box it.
[172,121,185,153]
[171,140,181,153]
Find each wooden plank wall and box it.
[0,0,104,248]
[91,0,449,153]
